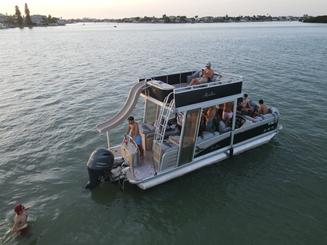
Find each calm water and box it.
[0,22,327,245]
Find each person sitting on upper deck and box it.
[257,99,269,115]
[127,116,144,157]
[190,62,215,85]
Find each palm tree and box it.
[24,3,33,26]
[15,5,23,27]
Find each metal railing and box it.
[174,73,243,94]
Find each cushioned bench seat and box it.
[243,113,275,123]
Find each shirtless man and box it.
[11,204,31,233]
[202,62,214,81]
[258,99,269,114]
[240,93,255,115]
[127,116,144,157]
[190,62,215,85]
[241,94,251,108]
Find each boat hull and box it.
[133,130,278,190]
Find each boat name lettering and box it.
[263,125,276,133]
[203,91,216,98]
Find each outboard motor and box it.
[85,148,114,189]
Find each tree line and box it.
[11,4,32,27]
[303,15,327,23]
[3,4,58,28]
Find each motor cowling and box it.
[85,148,114,189]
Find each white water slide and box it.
[96,81,146,133]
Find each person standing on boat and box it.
[11,204,31,233]
[127,116,144,157]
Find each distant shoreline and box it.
[65,15,302,24]
[302,15,327,23]
[0,20,315,30]
[63,14,327,24]
[1,14,326,30]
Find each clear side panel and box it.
[178,108,201,166]
[144,100,158,123]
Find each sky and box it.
[0,0,326,19]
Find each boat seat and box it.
[186,71,222,83]
[140,123,155,152]
[197,131,219,144]
[243,113,275,122]
[140,123,155,134]
[196,131,229,152]
[169,131,221,146]
[261,113,275,120]
[168,135,180,145]
[160,141,179,156]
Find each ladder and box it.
[153,92,175,172]
[154,92,175,143]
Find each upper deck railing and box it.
[140,71,243,91]
[174,72,243,94]
[140,70,244,108]
[139,71,195,86]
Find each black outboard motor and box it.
[85,148,115,189]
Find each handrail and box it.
[122,135,139,177]
[154,92,175,141]
[174,73,243,94]
[122,134,139,149]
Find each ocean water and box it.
[0,22,327,245]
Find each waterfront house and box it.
[31,15,47,26]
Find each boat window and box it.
[144,100,158,123]
[199,103,233,137]
[178,108,201,165]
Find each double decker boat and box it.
[85,70,281,190]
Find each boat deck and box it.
[112,145,156,181]
[131,150,156,181]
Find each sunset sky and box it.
[0,0,326,18]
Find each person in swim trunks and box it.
[11,204,31,233]
[127,116,144,157]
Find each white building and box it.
[31,15,47,26]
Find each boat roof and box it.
[141,71,243,111]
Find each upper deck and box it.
[140,71,243,110]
